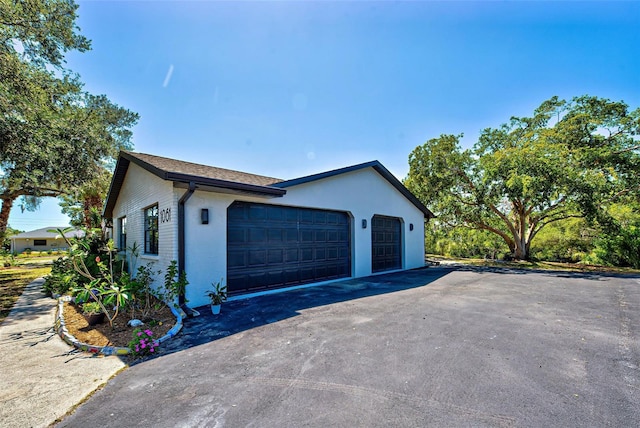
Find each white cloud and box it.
[163,64,174,88]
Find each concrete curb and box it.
[55,296,183,356]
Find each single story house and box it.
[104,151,434,308]
[10,227,84,254]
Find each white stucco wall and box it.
[11,238,69,254]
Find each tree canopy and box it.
[405,96,640,260]
[0,0,138,235]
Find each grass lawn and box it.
[427,254,640,274]
[0,254,54,324]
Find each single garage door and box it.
[371,215,402,273]
[227,202,351,293]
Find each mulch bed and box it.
[62,300,175,349]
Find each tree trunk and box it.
[0,196,16,238]
[83,194,103,228]
[512,234,530,260]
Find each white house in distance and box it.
[103,151,434,308]
[10,227,84,254]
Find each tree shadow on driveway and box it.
[148,267,455,362]
[450,263,640,281]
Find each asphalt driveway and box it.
[58,266,640,427]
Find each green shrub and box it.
[81,301,102,315]
[42,256,78,296]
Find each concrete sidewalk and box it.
[0,279,126,428]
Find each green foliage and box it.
[406,95,640,260]
[127,263,160,319]
[42,256,78,296]
[81,301,101,315]
[1,226,21,251]
[50,227,130,327]
[529,218,595,263]
[587,228,640,269]
[426,221,509,259]
[0,0,139,237]
[206,280,227,305]
[0,0,91,67]
[59,168,112,228]
[158,260,188,307]
[585,204,640,268]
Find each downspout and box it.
[178,182,199,317]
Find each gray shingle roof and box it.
[127,152,282,187]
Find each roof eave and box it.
[168,172,286,197]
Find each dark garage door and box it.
[371,215,402,273]
[227,202,351,293]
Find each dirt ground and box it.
[62,301,174,348]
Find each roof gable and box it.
[273,161,435,219]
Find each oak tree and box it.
[405,96,640,260]
[0,0,138,236]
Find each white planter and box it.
[211,304,221,315]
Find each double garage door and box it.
[227,202,351,293]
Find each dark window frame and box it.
[144,204,159,255]
[33,239,47,246]
[118,216,127,250]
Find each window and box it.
[34,239,47,246]
[118,217,127,250]
[144,205,159,254]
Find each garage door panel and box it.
[285,229,297,242]
[248,228,266,243]
[285,248,298,262]
[266,271,284,286]
[248,250,266,266]
[267,205,284,220]
[300,210,314,223]
[227,228,245,243]
[228,251,246,268]
[228,202,351,293]
[267,249,283,264]
[284,269,299,284]
[301,248,314,261]
[372,215,401,273]
[268,229,283,242]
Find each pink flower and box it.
[150,348,155,353]
[137,331,143,336]
[95,256,100,263]
[145,330,153,336]
[141,343,146,349]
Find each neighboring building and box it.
[104,151,435,308]
[10,227,84,254]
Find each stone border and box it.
[55,296,183,356]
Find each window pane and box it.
[119,217,127,250]
[144,205,159,254]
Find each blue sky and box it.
[9,0,640,231]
